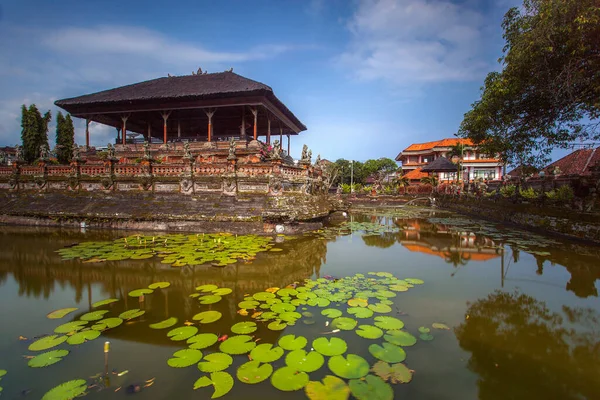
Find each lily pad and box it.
[119,309,145,320]
[279,311,302,323]
[374,316,404,330]
[305,375,350,400]
[149,317,178,329]
[420,333,434,341]
[128,288,154,297]
[29,335,67,351]
[278,334,307,351]
[267,320,287,331]
[198,353,233,372]
[212,288,233,296]
[383,330,417,346]
[42,379,87,400]
[91,317,123,330]
[238,300,260,309]
[321,308,343,318]
[418,326,430,333]
[188,333,219,350]
[167,326,198,341]
[347,298,368,307]
[253,292,276,301]
[348,307,374,318]
[271,303,296,313]
[348,374,393,400]
[80,310,109,321]
[368,343,406,363]
[312,337,347,356]
[28,349,69,368]
[367,303,392,313]
[328,354,370,379]
[405,278,424,284]
[250,344,284,363]
[371,361,413,383]
[285,350,324,372]
[356,325,384,339]
[199,295,222,305]
[66,330,101,345]
[277,288,298,297]
[219,335,256,355]
[91,298,119,308]
[148,281,170,289]
[193,371,234,398]
[307,297,330,307]
[271,366,309,391]
[54,320,87,334]
[231,322,257,334]
[236,360,273,384]
[388,285,408,292]
[432,322,450,330]
[331,317,357,331]
[168,348,203,368]
[47,308,78,319]
[193,311,222,324]
[196,284,219,292]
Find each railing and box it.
[237,164,273,176]
[114,165,144,175]
[20,166,44,175]
[80,166,108,176]
[0,167,12,176]
[47,166,73,175]
[281,165,306,177]
[153,164,187,176]
[194,165,228,175]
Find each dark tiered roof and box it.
[421,157,457,172]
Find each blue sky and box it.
[0,0,524,162]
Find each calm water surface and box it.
[0,210,599,400]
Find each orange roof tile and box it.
[403,138,474,152]
[403,244,499,261]
[403,168,428,180]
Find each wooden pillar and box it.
[287,134,290,155]
[161,111,171,144]
[241,107,246,139]
[251,107,258,140]
[147,122,152,140]
[177,121,181,139]
[204,109,215,142]
[85,119,90,148]
[120,114,130,145]
[279,124,283,149]
[267,118,271,145]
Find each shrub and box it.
[499,184,516,198]
[546,185,574,203]
[519,187,538,199]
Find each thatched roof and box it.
[420,157,457,172]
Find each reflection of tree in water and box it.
[455,290,600,400]
[443,250,471,268]
[361,232,397,248]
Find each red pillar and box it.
[85,119,90,148]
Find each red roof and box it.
[403,138,474,152]
[403,168,428,180]
[543,148,600,176]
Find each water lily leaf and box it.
[374,316,404,330]
[291,298,307,306]
[250,344,284,363]
[348,307,374,318]
[312,337,347,356]
[432,322,450,330]
[128,288,154,297]
[168,348,203,368]
[378,299,394,305]
[193,311,222,324]
[199,295,222,305]
[321,308,343,318]
[54,320,87,334]
[348,374,393,400]
[253,292,276,301]
[231,321,257,334]
[238,300,260,309]
[92,298,118,308]
[91,317,123,331]
[305,375,350,400]
[188,333,219,349]
[371,361,413,383]
[347,298,368,307]
[149,317,178,329]
[212,288,233,296]
[196,284,219,292]
[285,350,324,372]
[418,326,430,333]
[297,292,317,300]
[368,343,406,363]
[307,297,330,307]
[219,335,256,355]
[375,290,396,298]
[197,352,233,372]
[388,284,408,292]
[331,317,357,331]
[28,349,69,368]
[194,371,234,398]
[167,326,198,341]
[41,379,87,400]
[278,334,307,351]
[119,309,145,320]
[356,325,384,339]
[405,278,424,285]
[277,288,298,297]
[302,311,314,318]
[267,320,287,331]
[0,369,5,377]
[328,354,369,379]
[383,330,417,346]
[271,366,309,391]
[367,303,392,313]
[148,282,170,289]
[47,308,78,320]
[271,303,296,313]
[236,360,273,384]
[258,311,278,321]
[419,333,434,341]
[66,330,100,345]
[80,310,109,321]
[279,311,302,323]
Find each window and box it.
[473,169,496,180]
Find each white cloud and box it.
[338,0,490,85]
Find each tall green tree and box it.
[55,112,75,164]
[459,0,600,167]
[20,104,51,163]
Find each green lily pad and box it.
[307,297,330,307]
[196,284,219,292]
[91,317,123,330]
[291,298,307,306]
[279,311,302,323]
[368,343,406,363]
[193,371,234,398]
[348,307,374,318]
[420,333,434,341]
[168,348,203,368]
[188,333,219,349]
[302,311,314,318]
[312,337,347,356]
[54,320,87,334]
[199,295,222,304]
[212,288,233,296]
[271,366,309,391]
[238,300,260,309]
[348,374,393,400]
[0,370,6,377]
[432,322,450,330]
[193,311,222,324]
[305,375,350,400]
[374,316,404,330]
[418,326,430,333]
[328,354,369,379]
[128,288,154,297]
[285,350,324,372]
[236,360,273,384]
[271,303,296,313]
[278,334,307,351]
[231,322,257,334]
[91,298,118,308]
[47,308,78,319]
[28,349,69,368]
[42,379,87,400]
[66,330,101,345]
[119,309,145,320]
[297,292,317,300]
[375,290,396,298]
[149,317,178,329]
[167,326,198,341]
[198,353,233,372]
[371,361,413,383]
[405,278,424,284]
[388,284,408,292]
[321,308,343,318]
[356,325,384,339]
[347,298,368,307]
[267,320,287,331]
[367,303,392,313]
[219,335,256,355]
[331,317,357,331]
[384,330,417,346]
[25,336,65,358]
[258,311,278,320]
[253,292,276,301]
[80,310,109,321]
[277,288,298,297]
[148,281,170,289]
[250,344,284,363]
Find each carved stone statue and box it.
[39,144,49,160]
[107,143,116,159]
[15,145,23,161]
[271,140,281,159]
[228,137,237,160]
[183,141,192,159]
[143,141,151,160]
[301,144,308,162]
[315,154,321,166]
[72,144,80,161]
[307,150,312,164]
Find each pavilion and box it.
[55,70,306,153]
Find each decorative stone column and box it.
[180,142,195,194]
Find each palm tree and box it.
[395,174,410,187]
[420,175,439,187]
[447,142,467,182]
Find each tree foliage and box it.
[333,158,398,185]
[459,0,600,167]
[55,112,75,164]
[20,104,51,163]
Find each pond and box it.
[0,209,599,400]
